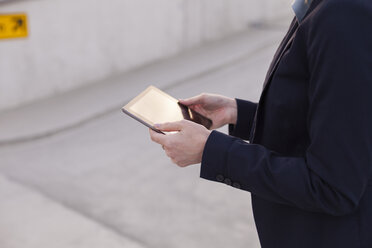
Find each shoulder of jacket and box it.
[316,0,370,13]
[307,0,371,24]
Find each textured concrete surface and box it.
[0,175,145,248]
[0,17,292,248]
[0,0,292,111]
[0,24,288,144]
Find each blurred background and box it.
[0,0,292,247]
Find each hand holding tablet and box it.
[122,86,213,134]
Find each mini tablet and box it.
[122,86,212,134]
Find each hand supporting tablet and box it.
[121,86,212,133]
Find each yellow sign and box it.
[0,13,28,39]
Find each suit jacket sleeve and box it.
[200,0,372,216]
[228,99,257,141]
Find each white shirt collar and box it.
[292,0,313,21]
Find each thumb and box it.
[179,95,204,106]
[155,121,185,132]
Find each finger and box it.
[155,121,185,132]
[179,94,205,106]
[165,149,172,158]
[190,104,205,114]
[171,157,178,165]
[149,128,167,145]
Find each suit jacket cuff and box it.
[201,130,238,187]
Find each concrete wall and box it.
[0,0,292,111]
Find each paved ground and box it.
[0,17,292,248]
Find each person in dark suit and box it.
[150,0,372,247]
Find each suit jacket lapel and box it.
[250,0,322,143]
[262,18,299,90]
[250,19,299,143]
[261,0,320,90]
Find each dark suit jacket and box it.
[200,0,372,247]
